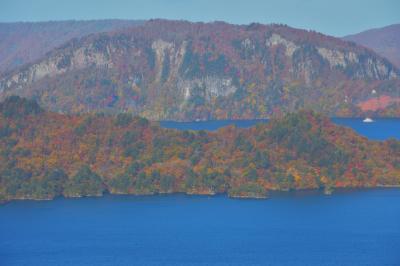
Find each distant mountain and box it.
[343,24,400,68]
[0,20,144,73]
[0,19,399,120]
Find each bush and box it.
[108,174,134,194]
[0,96,42,118]
[160,175,175,192]
[228,183,266,198]
[64,165,104,197]
[115,113,133,127]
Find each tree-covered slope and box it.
[0,20,399,120]
[0,96,399,202]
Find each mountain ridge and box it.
[343,23,400,68]
[0,19,144,74]
[1,19,399,120]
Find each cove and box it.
[160,118,400,140]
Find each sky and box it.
[0,0,399,37]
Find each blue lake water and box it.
[160,118,400,140]
[1,118,400,265]
[1,190,400,266]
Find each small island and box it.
[0,96,399,203]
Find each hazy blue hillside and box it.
[343,24,400,68]
[0,19,144,74]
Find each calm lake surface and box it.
[1,119,399,266]
[1,190,400,266]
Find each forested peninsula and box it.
[0,96,399,203]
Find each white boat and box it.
[363,117,374,123]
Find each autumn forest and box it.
[0,96,399,203]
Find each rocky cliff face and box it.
[1,20,399,120]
